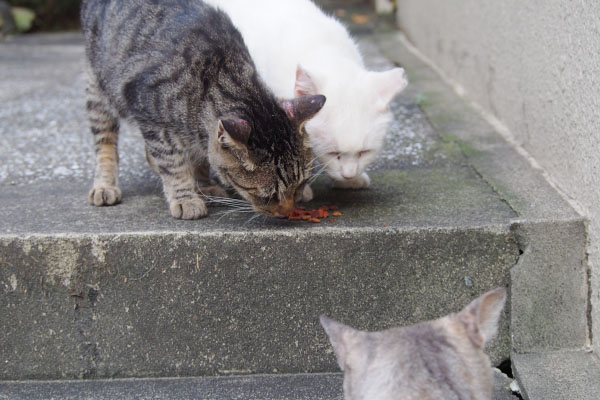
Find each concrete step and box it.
[513,351,600,400]
[0,33,521,380]
[0,371,517,400]
[372,30,593,400]
[0,4,593,397]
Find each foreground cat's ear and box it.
[217,118,251,148]
[320,315,357,371]
[457,287,507,348]
[295,66,319,97]
[218,118,256,170]
[282,95,327,126]
[372,67,408,107]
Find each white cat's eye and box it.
[358,150,372,158]
[328,152,341,159]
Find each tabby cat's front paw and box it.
[89,185,122,206]
[332,172,370,189]
[301,184,314,202]
[169,198,208,219]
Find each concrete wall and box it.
[396,0,600,353]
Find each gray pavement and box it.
[0,371,517,400]
[0,1,592,398]
[0,32,518,382]
[513,351,600,400]
[0,33,516,233]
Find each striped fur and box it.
[321,288,507,400]
[81,0,325,219]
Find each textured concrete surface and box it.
[0,229,517,379]
[0,32,520,379]
[513,351,600,400]
[375,32,589,354]
[396,0,600,356]
[511,221,589,353]
[0,370,517,400]
[374,31,594,398]
[0,3,589,393]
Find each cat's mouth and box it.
[255,198,296,218]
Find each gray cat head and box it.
[320,287,507,400]
[210,95,326,217]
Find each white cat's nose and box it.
[341,164,358,179]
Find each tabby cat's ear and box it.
[320,315,356,371]
[294,66,319,97]
[457,287,507,348]
[372,67,408,107]
[217,118,251,148]
[282,95,326,126]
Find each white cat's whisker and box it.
[308,161,333,184]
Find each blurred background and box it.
[1,0,80,34]
[0,0,382,35]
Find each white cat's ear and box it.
[320,315,357,371]
[295,66,319,97]
[372,67,408,107]
[282,94,326,125]
[457,287,507,348]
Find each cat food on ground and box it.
[288,205,341,223]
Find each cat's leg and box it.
[332,172,371,189]
[192,162,229,202]
[86,75,122,206]
[145,144,159,176]
[145,138,207,219]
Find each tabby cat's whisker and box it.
[202,195,247,202]
[244,213,262,225]
[215,208,257,222]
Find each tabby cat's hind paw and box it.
[332,172,371,189]
[89,186,122,206]
[169,198,208,219]
[196,185,229,202]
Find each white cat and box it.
[205,0,408,198]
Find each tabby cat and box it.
[321,288,507,400]
[81,0,325,219]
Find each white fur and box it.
[205,0,408,188]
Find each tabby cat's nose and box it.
[274,198,295,217]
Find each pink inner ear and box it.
[458,306,485,348]
[295,66,318,97]
[282,100,295,119]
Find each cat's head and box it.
[295,66,408,182]
[210,95,326,217]
[320,287,507,400]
